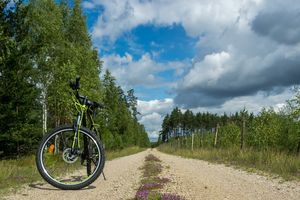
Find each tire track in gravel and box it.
[3,150,149,200]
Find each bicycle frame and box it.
[71,94,101,150]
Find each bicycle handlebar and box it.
[69,76,105,109]
[69,76,80,90]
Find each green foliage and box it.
[162,92,300,154]
[247,109,281,149]
[0,1,41,155]
[0,0,150,156]
[219,123,240,148]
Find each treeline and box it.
[160,92,300,154]
[0,0,149,156]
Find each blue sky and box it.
[81,0,300,141]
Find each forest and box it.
[0,0,150,157]
[160,91,300,154]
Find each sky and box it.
[81,0,300,141]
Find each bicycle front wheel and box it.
[36,125,105,190]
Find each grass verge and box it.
[106,146,146,161]
[0,146,146,196]
[158,144,300,181]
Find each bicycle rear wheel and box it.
[36,125,105,190]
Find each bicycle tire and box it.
[36,125,105,190]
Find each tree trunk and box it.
[42,88,48,135]
[54,135,60,154]
[297,140,300,156]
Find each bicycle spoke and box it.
[39,128,102,187]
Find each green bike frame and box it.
[71,94,101,150]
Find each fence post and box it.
[191,133,194,151]
[241,119,245,149]
[214,124,219,147]
[201,130,203,147]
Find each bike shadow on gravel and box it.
[28,182,96,191]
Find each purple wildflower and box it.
[139,183,163,190]
[161,193,184,200]
[135,190,149,200]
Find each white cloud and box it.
[139,112,163,130]
[137,98,174,140]
[175,40,300,107]
[82,1,96,9]
[102,53,189,89]
[84,0,300,138]
[181,51,231,89]
[87,0,262,41]
[137,98,174,115]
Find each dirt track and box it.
[3,149,300,200]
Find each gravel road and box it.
[3,149,300,200]
[3,150,147,200]
[154,149,300,200]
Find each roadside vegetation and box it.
[159,144,300,180]
[0,146,146,196]
[158,89,300,180]
[106,146,146,161]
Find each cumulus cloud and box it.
[252,0,300,45]
[87,0,255,41]
[139,112,163,132]
[175,44,300,107]
[137,99,174,140]
[174,0,300,108]
[102,53,189,89]
[87,0,300,108]
[137,98,174,116]
[84,0,300,138]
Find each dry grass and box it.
[0,146,146,195]
[158,144,300,181]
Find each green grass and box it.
[0,146,146,196]
[158,144,300,181]
[106,146,146,160]
[0,155,40,196]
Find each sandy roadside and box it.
[3,150,148,200]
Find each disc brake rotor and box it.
[62,148,79,164]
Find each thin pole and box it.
[191,133,194,151]
[214,124,219,147]
[241,119,245,149]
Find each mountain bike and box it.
[36,77,105,190]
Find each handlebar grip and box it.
[75,76,80,89]
[69,76,81,90]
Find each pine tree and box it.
[64,0,102,102]
[0,1,41,155]
[127,89,139,119]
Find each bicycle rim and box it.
[38,128,102,187]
